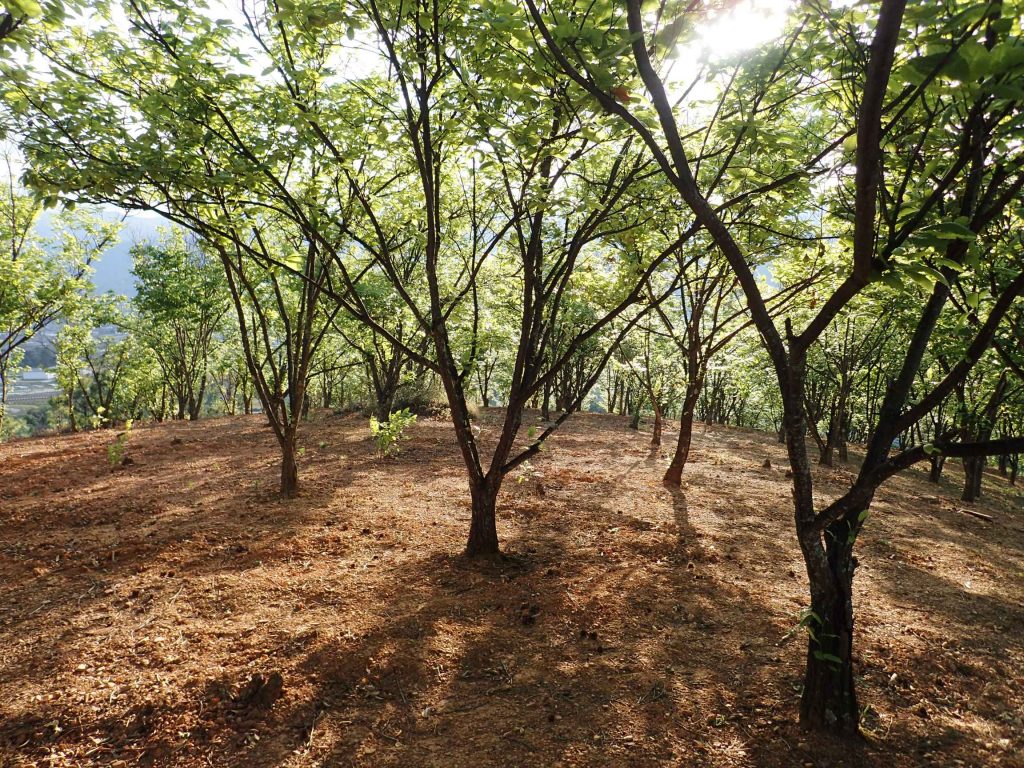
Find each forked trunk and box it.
[466,479,500,556]
[800,526,859,734]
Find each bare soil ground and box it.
[1,410,1022,768]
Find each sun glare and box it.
[695,0,793,59]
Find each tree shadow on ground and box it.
[1,413,1020,767]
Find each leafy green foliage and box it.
[369,408,417,458]
[106,418,133,466]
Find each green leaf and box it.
[932,257,964,272]
[813,651,843,665]
[921,221,976,241]
[5,0,43,17]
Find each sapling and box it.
[369,409,417,458]
[107,419,133,467]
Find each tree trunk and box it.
[961,457,982,502]
[779,351,861,735]
[651,401,663,447]
[819,413,837,467]
[466,479,500,556]
[928,454,945,483]
[375,384,396,422]
[800,525,859,733]
[280,437,299,498]
[664,389,698,486]
[0,375,7,437]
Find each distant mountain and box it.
[34,206,170,297]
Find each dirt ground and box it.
[0,409,1022,768]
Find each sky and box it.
[694,0,792,58]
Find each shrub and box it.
[391,381,481,421]
[369,408,417,458]
[391,381,448,418]
[107,419,134,466]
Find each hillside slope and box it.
[1,412,1022,767]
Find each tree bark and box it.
[961,456,984,502]
[466,478,500,556]
[800,531,859,734]
[280,437,299,498]
[820,395,846,466]
[651,400,663,447]
[664,387,699,486]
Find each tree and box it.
[526,0,1024,732]
[210,214,340,497]
[619,321,679,447]
[55,293,155,429]
[4,3,343,495]
[0,165,119,437]
[5,0,687,553]
[335,0,694,554]
[131,232,228,421]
